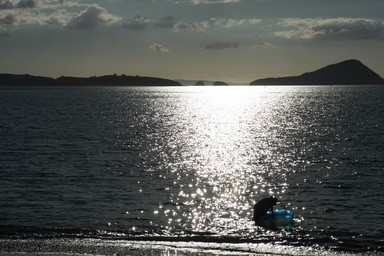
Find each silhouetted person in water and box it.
[253,196,278,225]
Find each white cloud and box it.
[0,7,43,26]
[274,29,316,40]
[123,15,150,30]
[173,17,261,32]
[275,18,384,40]
[149,43,170,52]
[208,17,261,28]
[174,20,208,32]
[0,2,122,30]
[43,8,71,26]
[0,1,260,34]
[65,5,121,29]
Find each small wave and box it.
[0,225,383,254]
[1,237,382,256]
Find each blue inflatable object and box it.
[259,209,294,229]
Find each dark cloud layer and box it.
[16,0,36,8]
[0,13,16,25]
[0,0,36,9]
[0,0,65,9]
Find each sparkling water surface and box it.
[0,85,383,254]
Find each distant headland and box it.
[0,74,181,87]
[193,80,229,86]
[1,59,383,86]
[250,59,384,85]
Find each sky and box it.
[1,0,384,84]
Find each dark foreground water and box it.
[0,85,383,255]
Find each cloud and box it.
[154,16,175,29]
[174,20,207,32]
[175,0,241,4]
[136,0,246,3]
[123,15,150,30]
[149,43,170,53]
[0,13,16,25]
[0,1,261,34]
[16,0,36,8]
[275,18,384,40]
[138,0,242,2]
[203,41,240,50]
[0,6,41,27]
[0,1,121,30]
[0,0,33,9]
[0,0,67,9]
[0,1,13,9]
[65,5,121,29]
[253,41,273,48]
[42,9,71,26]
[207,17,261,28]
[158,17,261,32]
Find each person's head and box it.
[270,196,278,205]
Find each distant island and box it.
[250,59,384,85]
[0,74,182,86]
[194,80,229,86]
[195,80,205,86]
[1,59,383,86]
[177,80,230,86]
[213,81,228,86]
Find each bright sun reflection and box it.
[151,86,294,234]
[142,86,300,234]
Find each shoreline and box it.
[0,238,373,256]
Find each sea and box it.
[0,85,383,256]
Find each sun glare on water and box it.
[148,86,292,234]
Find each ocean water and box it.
[0,85,383,255]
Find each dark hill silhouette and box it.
[54,74,181,86]
[0,73,182,86]
[213,81,228,86]
[0,74,54,86]
[250,59,384,85]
